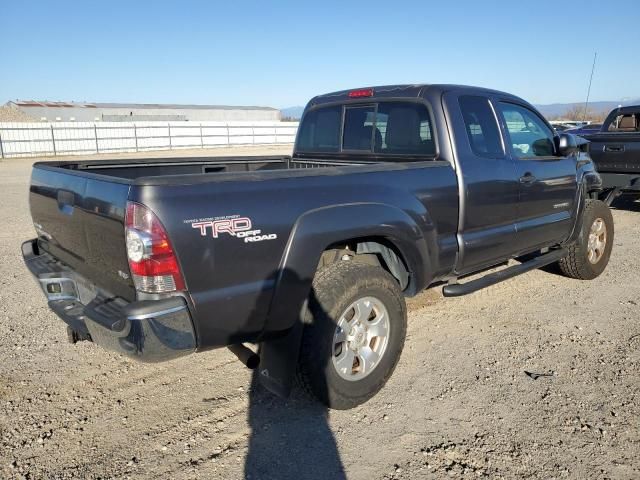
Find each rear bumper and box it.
[22,239,196,362]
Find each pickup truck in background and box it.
[581,105,640,204]
[23,84,613,409]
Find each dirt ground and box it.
[0,148,638,479]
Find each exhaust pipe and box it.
[228,344,260,369]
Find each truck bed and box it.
[29,154,447,304]
[29,152,458,345]
[42,155,372,181]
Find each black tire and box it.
[298,261,407,410]
[557,199,614,280]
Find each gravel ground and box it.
[0,148,638,479]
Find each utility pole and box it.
[583,52,597,121]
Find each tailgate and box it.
[29,165,136,301]
[588,133,640,173]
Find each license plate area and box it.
[39,275,78,302]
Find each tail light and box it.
[125,202,185,293]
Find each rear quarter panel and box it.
[132,163,458,349]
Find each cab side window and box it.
[499,103,556,158]
[459,95,503,157]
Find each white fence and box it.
[0,121,300,158]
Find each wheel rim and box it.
[587,217,607,264]
[332,296,390,381]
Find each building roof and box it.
[9,100,278,111]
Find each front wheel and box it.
[298,261,407,410]
[557,199,614,280]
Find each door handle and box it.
[519,173,536,185]
[604,145,625,153]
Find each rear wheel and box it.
[298,261,407,409]
[557,199,614,280]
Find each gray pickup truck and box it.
[23,84,613,409]
[581,105,640,204]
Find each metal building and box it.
[5,100,281,122]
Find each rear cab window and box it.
[296,106,342,152]
[343,106,376,151]
[375,103,434,155]
[296,101,436,159]
[607,113,639,132]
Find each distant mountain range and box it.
[281,99,640,120]
[534,99,640,118]
[280,106,305,119]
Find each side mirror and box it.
[556,133,578,157]
[532,138,554,156]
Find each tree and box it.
[557,105,607,122]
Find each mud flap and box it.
[257,319,304,398]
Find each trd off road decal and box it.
[183,214,277,243]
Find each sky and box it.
[1,0,638,109]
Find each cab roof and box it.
[310,84,518,107]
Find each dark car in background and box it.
[581,106,640,204]
[566,123,603,136]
